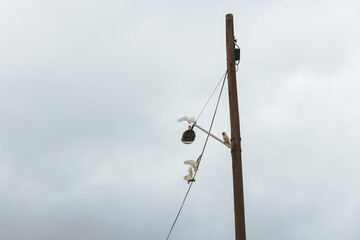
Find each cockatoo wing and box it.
[177,116,195,124]
[195,154,202,168]
[188,167,193,177]
[184,160,195,168]
[184,167,193,180]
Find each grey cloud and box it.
[1,0,360,239]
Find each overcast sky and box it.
[1,0,360,239]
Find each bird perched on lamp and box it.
[222,132,230,145]
[184,154,202,172]
[177,116,196,124]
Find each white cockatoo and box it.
[222,132,230,145]
[184,154,202,172]
[177,116,196,124]
[184,167,195,183]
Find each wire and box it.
[195,71,228,122]
[165,180,194,240]
[194,71,227,175]
[165,71,227,240]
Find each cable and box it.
[194,71,227,175]
[165,179,194,240]
[165,71,227,240]
[195,71,228,122]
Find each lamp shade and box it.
[181,129,196,144]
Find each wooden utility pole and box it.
[225,13,246,240]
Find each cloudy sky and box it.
[1,0,360,239]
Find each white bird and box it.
[222,132,230,145]
[184,167,195,183]
[184,154,202,172]
[177,116,196,124]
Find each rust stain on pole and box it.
[226,13,246,240]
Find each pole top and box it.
[226,13,233,19]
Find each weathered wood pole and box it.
[225,13,246,240]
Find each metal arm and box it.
[193,123,231,149]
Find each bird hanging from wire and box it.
[184,154,202,172]
[184,167,195,184]
[222,132,230,145]
[177,116,196,124]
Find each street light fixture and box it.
[181,125,196,144]
[180,122,231,149]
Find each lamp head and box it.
[181,125,196,144]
